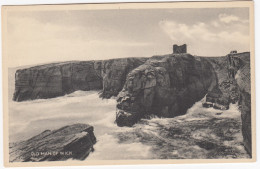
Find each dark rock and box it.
[13,61,103,101]
[100,58,147,98]
[236,59,251,157]
[213,103,229,110]
[196,140,217,150]
[202,102,213,108]
[204,53,246,110]
[9,124,96,162]
[205,52,252,156]
[116,110,141,127]
[13,58,147,101]
[116,54,217,126]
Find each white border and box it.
[0,0,259,169]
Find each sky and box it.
[5,7,250,67]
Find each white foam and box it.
[87,133,151,160]
[9,92,246,160]
[9,90,152,160]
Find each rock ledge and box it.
[9,123,96,162]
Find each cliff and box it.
[9,124,96,162]
[204,52,252,156]
[13,58,147,101]
[116,54,217,126]
[12,52,252,156]
[235,55,251,156]
[100,58,148,98]
[204,52,250,110]
[203,56,240,110]
[13,61,102,101]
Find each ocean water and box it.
[9,91,152,160]
[8,68,249,159]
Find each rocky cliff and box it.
[12,52,252,156]
[13,58,147,101]
[204,52,250,110]
[9,124,96,162]
[235,54,251,156]
[116,54,217,126]
[204,52,252,156]
[13,61,102,101]
[203,56,240,110]
[100,58,148,98]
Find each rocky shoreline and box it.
[12,51,252,157]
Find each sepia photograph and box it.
[1,0,255,167]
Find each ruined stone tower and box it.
[173,44,187,54]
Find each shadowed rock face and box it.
[204,52,252,156]
[13,58,147,101]
[100,58,148,98]
[236,56,251,156]
[9,124,96,162]
[204,54,242,110]
[13,61,103,101]
[116,54,217,126]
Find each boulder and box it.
[9,124,96,162]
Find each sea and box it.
[8,68,250,160]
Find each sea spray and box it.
[9,91,152,159]
[9,91,249,159]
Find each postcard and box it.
[1,1,255,167]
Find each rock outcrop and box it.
[204,52,252,156]
[116,54,217,126]
[9,124,96,162]
[13,58,147,101]
[12,51,252,157]
[100,58,147,98]
[13,61,103,101]
[236,55,251,157]
[203,56,239,110]
[204,52,250,110]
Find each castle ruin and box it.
[173,44,187,54]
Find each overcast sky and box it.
[6,7,250,67]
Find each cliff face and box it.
[13,61,103,101]
[13,58,147,101]
[9,124,96,162]
[204,53,250,110]
[12,52,252,156]
[203,56,240,110]
[100,58,148,98]
[204,52,251,156]
[116,54,217,126]
[236,55,251,156]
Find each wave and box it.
[9,91,249,160]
